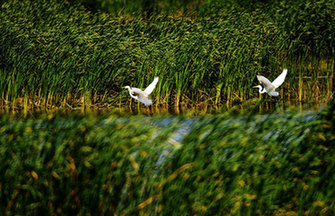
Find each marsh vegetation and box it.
[1,102,335,215]
[0,0,334,111]
[0,0,334,215]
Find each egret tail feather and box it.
[268,91,279,97]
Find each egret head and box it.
[122,86,131,91]
[253,85,263,90]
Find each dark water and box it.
[108,99,327,116]
[0,99,327,120]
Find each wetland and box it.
[0,0,334,215]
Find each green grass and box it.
[0,0,334,110]
[0,99,334,215]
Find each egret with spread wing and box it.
[253,69,287,97]
[123,77,159,106]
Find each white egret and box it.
[253,69,288,97]
[123,77,159,106]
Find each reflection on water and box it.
[111,98,327,116]
[0,97,329,117]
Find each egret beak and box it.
[122,86,127,89]
[252,86,258,88]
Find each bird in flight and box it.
[123,77,159,106]
[253,69,288,96]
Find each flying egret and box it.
[253,69,288,97]
[123,77,159,106]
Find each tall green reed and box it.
[0,0,334,110]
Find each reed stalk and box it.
[0,0,333,110]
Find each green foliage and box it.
[270,0,335,56]
[0,0,334,108]
[0,101,334,215]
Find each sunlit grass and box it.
[0,0,334,111]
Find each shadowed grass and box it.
[0,99,334,215]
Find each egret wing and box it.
[144,77,159,95]
[257,75,274,90]
[131,88,145,96]
[272,69,287,88]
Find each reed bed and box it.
[0,0,334,111]
[0,99,334,215]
